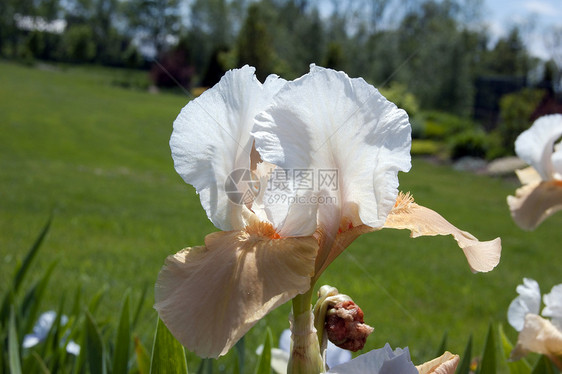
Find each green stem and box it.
[287,288,325,374]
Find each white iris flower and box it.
[508,278,562,367]
[154,65,502,360]
[508,114,562,230]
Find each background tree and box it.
[235,3,276,81]
[123,0,180,58]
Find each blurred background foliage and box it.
[2,0,562,161]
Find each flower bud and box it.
[325,300,373,351]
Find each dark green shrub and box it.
[419,111,477,140]
[63,25,96,63]
[380,82,420,118]
[497,88,545,154]
[449,129,488,160]
[411,139,443,156]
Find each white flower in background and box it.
[507,278,562,367]
[23,311,80,355]
[325,343,459,374]
[262,329,352,374]
[508,114,562,230]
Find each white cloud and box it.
[523,0,560,16]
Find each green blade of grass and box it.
[457,335,473,374]
[85,311,107,374]
[1,217,52,325]
[88,286,107,314]
[478,324,496,374]
[196,359,212,374]
[135,336,150,374]
[149,318,188,374]
[434,331,448,357]
[13,216,52,293]
[72,323,87,374]
[498,324,531,374]
[131,283,148,331]
[235,337,245,374]
[112,293,131,374]
[19,261,57,340]
[30,352,51,374]
[9,308,23,374]
[530,355,556,374]
[254,328,272,374]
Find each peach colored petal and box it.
[383,193,501,273]
[313,223,373,280]
[510,314,562,360]
[416,351,460,374]
[507,180,562,230]
[515,166,542,186]
[154,226,318,358]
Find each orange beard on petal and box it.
[243,220,281,239]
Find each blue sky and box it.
[482,0,561,58]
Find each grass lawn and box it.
[1,60,560,369]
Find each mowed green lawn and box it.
[1,60,560,367]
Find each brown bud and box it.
[324,300,374,352]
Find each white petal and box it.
[416,351,460,374]
[22,335,40,348]
[508,278,541,331]
[326,341,352,368]
[171,66,286,231]
[507,180,562,230]
[66,341,81,355]
[270,348,290,374]
[510,314,562,360]
[543,284,562,330]
[279,328,292,353]
[256,167,318,236]
[32,311,57,339]
[154,228,317,358]
[253,66,411,236]
[327,343,418,374]
[515,114,562,181]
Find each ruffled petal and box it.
[327,343,418,374]
[543,284,562,330]
[510,314,562,360]
[515,114,562,181]
[170,66,286,231]
[154,227,318,358]
[507,180,562,230]
[508,278,541,331]
[253,65,411,236]
[416,351,460,374]
[383,193,501,273]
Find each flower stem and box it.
[287,288,325,374]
